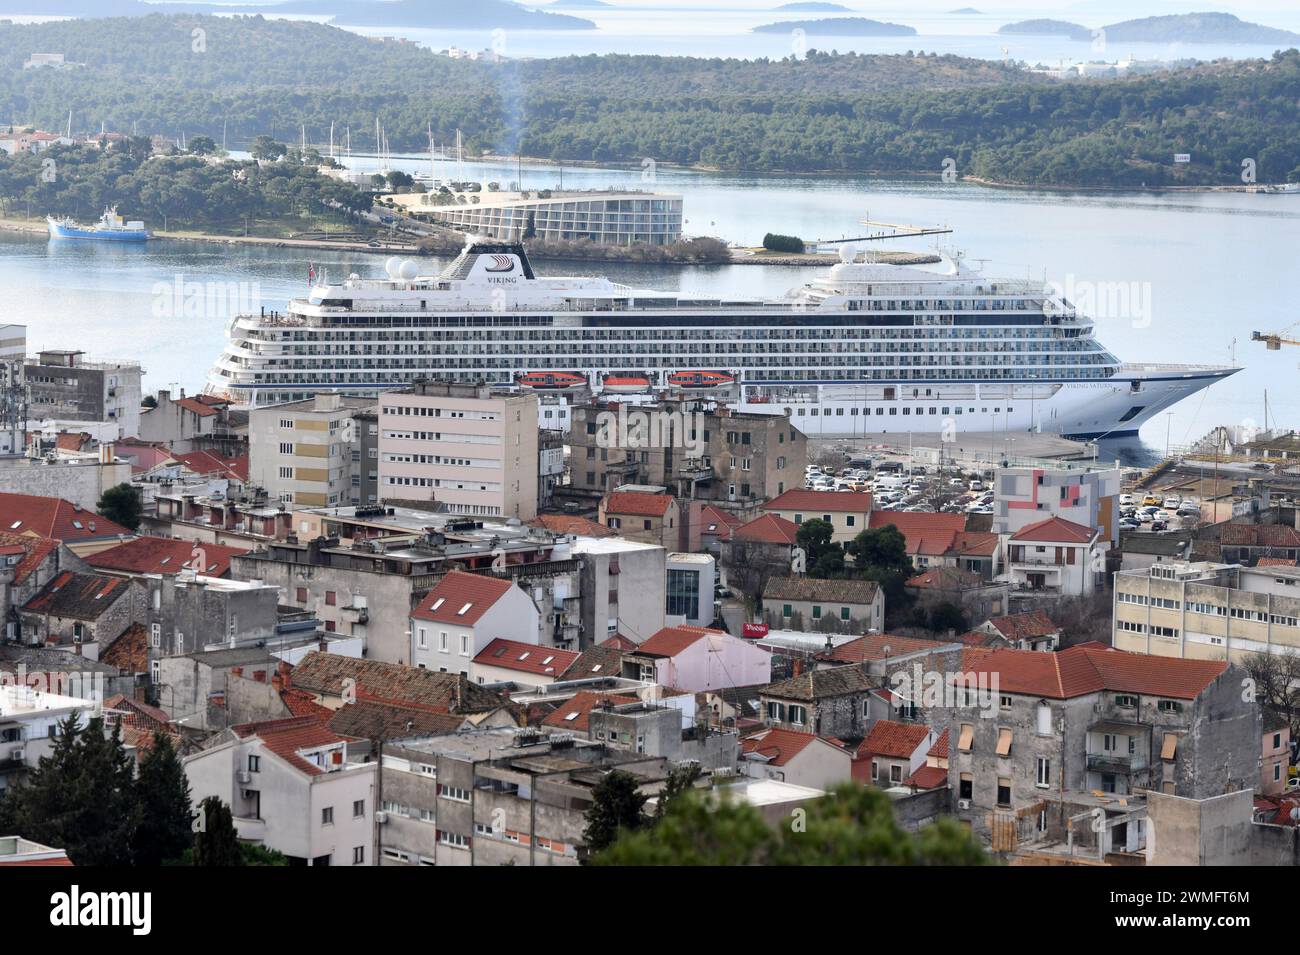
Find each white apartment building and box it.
[247,394,376,507]
[992,465,1122,545]
[378,381,538,520]
[1113,560,1300,663]
[0,683,100,798]
[183,715,377,866]
[409,569,541,673]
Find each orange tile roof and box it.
[928,727,950,759]
[528,514,615,538]
[603,491,675,517]
[985,611,1059,642]
[762,489,873,512]
[1010,515,1097,544]
[636,624,721,658]
[858,720,933,759]
[1256,557,1297,567]
[87,536,250,578]
[598,633,639,651]
[903,765,949,790]
[732,513,799,545]
[474,638,579,677]
[174,397,220,417]
[740,727,834,766]
[0,492,130,543]
[542,690,639,733]
[952,531,999,557]
[411,570,516,625]
[171,450,247,483]
[699,505,743,541]
[868,511,966,548]
[960,645,1228,700]
[820,633,951,664]
[231,716,356,776]
[0,531,58,586]
[102,623,148,674]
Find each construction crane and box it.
[1251,322,1300,350]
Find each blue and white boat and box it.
[47,205,150,241]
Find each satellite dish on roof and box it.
[384,256,401,278]
[839,243,858,264]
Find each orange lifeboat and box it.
[602,374,652,394]
[516,371,587,392]
[668,370,736,390]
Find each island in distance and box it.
[753,17,917,36]
[772,2,854,11]
[999,12,1300,45]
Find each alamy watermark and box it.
[151,274,261,319]
[890,662,1001,720]
[594,406,705,457]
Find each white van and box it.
[874,476,907,491]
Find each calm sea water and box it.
[4,155,1298,454]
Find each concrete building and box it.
[992,465,1122,546]
[183,715,377,866]
[24,349,142,440]
[569,400,805,503]
[378,381,538,520]
[760,489,874,545]
[1261,721,1292,796]
[1003,516,1104,596]
[624,625,772,694]
[0,454,133,514]
[740,726,853,790]
[137,390,241,455]
[399,189,683,246]
[0,683,99,799]
[379,727,670,867]
[0,324,25,456]
[1113,560,1300,663]
[409,569,541,673]
[762,576,883,634]
[599,491,681,550]
[19,571,133,657]
[572,536,666,648]
[247,394,377,507]
[666,552,715,627]
[931,644,1259,845]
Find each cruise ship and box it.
[209,240,1236,439]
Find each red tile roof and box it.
[86,536,250,578]
[1010,515,1097,544]
[598,633,639,651]
[762,489,873,513]
[740,727,830,766]
[0,492,130,543]
[952,531,999,557]
[411,570,516,625]
[54,431,93,452]
[1256,557,1298,567]
[985,611,1059,642]
[857,720,932,759]
[174,397,220,417]
[960,645,1228,700]
[819,633,951,664]
[603,491,675,517]
[903,765,949,790]
[474,638,580,677]
[528,514,615,538]
[636,624,722,658]
[101,623,148,674]
[1220,524,1300,547]
[541,690,639,732]
[231,716,356,776]
[22,571,130,620]
[280,687,335,721]
[732,513,799,545]
[868,511,967,554]
[0,531,58,585]
[171,450,247,483]
[928,727,950,759]
[906,566,986,591]
[698,505,743,542]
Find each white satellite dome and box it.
[384,257,402,278]
[398,259,418,280]
[838,243,858,264]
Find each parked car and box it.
[1141,495,1161,507]
[1151,520,1169,532]
[1162,497,1181,510]
[1119,493,1134,506]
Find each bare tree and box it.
[1242,649,1300,741]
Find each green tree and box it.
[188,135,218,155]
[928,601,968,634]
[250,135,286,161]
[583,770,647,855]
[594,783,990,865]
[98,483,142,531]
[653,762,703,823]
[193,796,243,866]
[0,714,139,865]
[133,733,194,866]
[796,518,845,577]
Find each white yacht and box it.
[209,239,1236,439]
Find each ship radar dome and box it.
[838,244,858,264]
[399,259,418,280]
[384,257,402,278]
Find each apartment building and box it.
[992,465,1122,546]
[1113,560,1300,663]
[567,400,805,503]
[1003,516,1104,596]
[183,715,377,866]
[25,349,143,440]
[378,381,538,520]
[760,490,873,545]
[409,569,541,673]
[0,683,99,799]
[761,576,883,634]
[248,394,377,507]
[931,645,1258,843]
[599,491,681,550]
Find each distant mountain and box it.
[998,19,1093,42]
[549,0,611,7]
[753,17,916,36]
[949,7,982,14]
[0,0,599,29]
[773,2,854,11]
[1100,13,1300,45]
